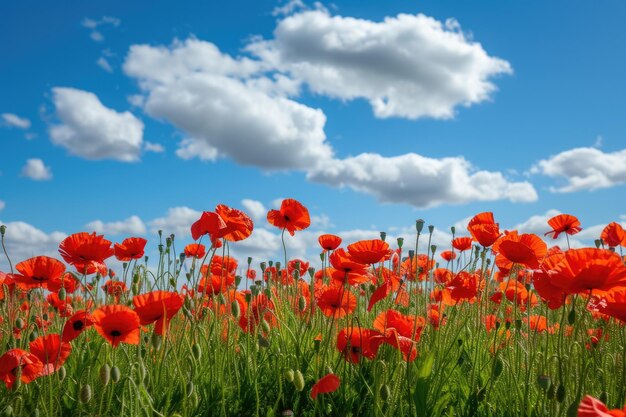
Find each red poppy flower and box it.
[492,231,547,270]
[184,243,206,259]
[367,281,391,312]
[311,373,341,400]
[588,288,626,323]
[62,310,95,342]
[532,252,568,309]
[447,271,480,304]
[238,294,276,334]
[14,256,66,289]
[102,280,128,298]
[578,395,626,417]
[133,291,184,335]
[214,204,254,242]
[191,211,227,241]
[601,222,626,247]
[267,198,310,236]
[29,334,72,376]
[59,232,113,275]
[114,237,147,261]
[337,327,384,363]
[347,239,390,265]
[0,349,43,389]
[550,248,626,295]
[92,305,140,347]
[316,286,357,318]
[318,234,342,251]
[329,249,369,285]
[400,255,434,282]
[373,309,424,342]
[452,237,474,252]
[440,250,456,262]
[467,212,501,247]
[544,214,582,239]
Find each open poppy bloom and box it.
[92,305,141,347]
[62,310,95,342]
[184,243,206,259]
[588,288,626,323]
[492,231,547,270]
[601,222,626,247]
[133,291,184,335]
[214,204,254,242]
[0,349,43,389]
[337,327,385,363]
[440,250,456,262]
[59,232,114,275]
[452,237,474,252]
[267,198,311,236]
[544,214,582,239]
[446,271,481,304]
[114,237,148,261]
[29,334,72,376]
[467,212,501,247]
[318,234,342,252]
[14,256,66,289]
[316,286,357,318]
[311,373,341,400]
[578,395,626,417]
[347,239,390,265]
[329,249,369,285]
[191,211,227,241]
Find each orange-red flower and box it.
[347,239,390,265]
[316,286,357,318]
[29,334,72,376]
[311,373,340,400]
[440,250,456,262]
[267,198,310,236]
[452,237,474,252]
[447,271,481,304]
[578,395,626,417]
[544,214,582,239]
[601,222,626,247]
[336,327,384,363]
[191,211,227,242]
[467,212,501,247]
[14,256,66,289]
[114,237,147,261]
[329,249,369,285]
[0,349,43,389]
[62,310,95,342]
[133,291,184,335]
[184,243,206,259]
[92,305,140,347]
[493,231,547,269]
[214,204,254,242]
[59,232,113,275]
[102,280,128,299]
[588,288,626,323]
[318,234,342,251]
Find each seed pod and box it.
[298,296,307,312]
[58,288,67,301]
[235,275,242,286]
[556,384,566,403]
[284,369,295,383]
[293,370,304,391]
[169,278,177,288]
[231,300,240,319]
[192,344,202,360]
[100,364,111,386]
[217,293,226,305]
[14,318,24,329]
[111,366,121,383]
[537,375,551,391]
[567,309,576,325]
[492,357,503,379]
[80,384,92,403]
[28,329,38,342]
[381,384,391,401]
[151,333,162,350]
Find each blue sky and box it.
[1,0,625,268]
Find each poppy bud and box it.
[260,262,267,272]
[428,225,434,234]
[217,293,226,305]
[319,252,325,262]
[231,301,241,319]
[58,366,67,381]
[556,384,566,403]
[298,296,307,312]
[594,239,602,249]
[257,336,270,348]
[293,370,305,391]
[284,369,295,382]
[14,318,24,329]
[250,285,259,296]
[100,364,111,386]
[408,250,415,260]
[450,226,456,236]
[192,343,202,360]
[58,288,67,301]
[263,289,272,299]
[600,391,608,404]
[185,273,191,282]
[397,237,404,248]
[380,384,391,401]
[169,278,177,288]
[151,333,163,350]
[80,384,92,403]
[132,283,140,295]
[235,275,242,286]
[567,309,576,325]
[308,267,315,278]
[415,220,425,233]
[261,319,271,335]
[29,329,38,342]
[380,232,387,242]
[492,357,503,379]
[111,366,121,383]
[0,225,6,236]
[537,375,550,391]
[431,245,437,254]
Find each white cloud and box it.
[0,201,5,212]
[123,38,333,170]
[21,158,52,181]
[82,16,120,42]
[49,87,144,162]
[144,142,165,153]
[85,215,147,236]
[308,152,537,208]
[531,147,626,193]
[247,10,512,119]
[97,57,113,73]
[149,206,201,238]
[1,113,31,129]
[241,199,267,223]
[0,220,66,268]
[272,0,307,16]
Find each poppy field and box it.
[1,199,626,416]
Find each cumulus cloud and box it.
[85,215,147,236]
[0,220,66,267]
[241,199,267,223]
[247,10,512,119]
[0,201,5,212]
[145,142,165,153]
[124,39,332,170]
[308,152,537,208]
[531,147,626,193]
[149,206,202,238]
[97,57,113,73]
[21,158,52,181]
[1,113,31,129]
[49,87,144,162]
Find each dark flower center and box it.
[110,330,122,337]
[73,320,85,331]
